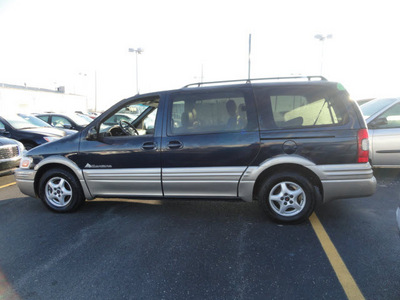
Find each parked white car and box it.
[360,98,400,167]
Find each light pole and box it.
[128,47,143,94]
[78,71,97,112]
[314,34,332,75]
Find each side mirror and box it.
[369,117,388,129]
[86,127,98,141]
[63,124,73,129]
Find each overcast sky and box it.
[1,0,400,110]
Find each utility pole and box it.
[128,47,144,94]
[314,34,332,75]
[248,34,252,81]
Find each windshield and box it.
[18,114,51,127]
[67,114,92,126]
[3,114,41,129]
[360,98,397,118]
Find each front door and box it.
[74,95,163,197]
[161,87,260,198]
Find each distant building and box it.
[0,83,87,114]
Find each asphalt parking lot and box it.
[0,170,399,300]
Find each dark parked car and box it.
[18,113,78,136]
[360,97,400,167]
[0,114,66,150]
[0,137,24,175]
[15,76,376,223]
[35,113,92,131]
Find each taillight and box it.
[357,129,369,163]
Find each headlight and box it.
[20,156,33,169]
[43,136,61,143]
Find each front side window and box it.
[52,116,71,128]
[255,86,349,130]
[373,103,400,129]
[169,91,252,135]
[99,96,159,137]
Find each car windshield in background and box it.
[18,114,51,127]
[360,98,397,118]
[68,114,92,126]
[4,115,41,129]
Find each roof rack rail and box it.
[183,75,327,88]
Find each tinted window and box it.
[37,116,49,123]
[52,116,71,128]
[169,91,254,135]
[254,85,349,130]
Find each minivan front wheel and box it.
[259,172,316,224]
[39,168,85,212]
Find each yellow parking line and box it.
[309,213,365,300]
[0,182,16,189]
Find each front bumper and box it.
[14,168,37,198]
[0,159,20,175]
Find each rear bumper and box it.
[309,163,376,202]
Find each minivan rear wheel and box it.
[258,172,316,224]
[39,168,85,212]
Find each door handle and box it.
[142,141,156,150]
[167,140,183,149]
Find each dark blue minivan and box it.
[15,77,376,223]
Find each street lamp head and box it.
[314,34,324,41]
[314,34,333,41]
[128,47,144,54]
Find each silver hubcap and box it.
[269,181,306,217]
[45,177,73,207]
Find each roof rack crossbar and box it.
[183,75,327,88]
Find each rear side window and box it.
[168,90,257,135]
[254,85,349,130]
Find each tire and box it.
[38,168,85,212]
[24,142,36,150]
[258,172,316,224]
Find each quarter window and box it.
[255,86,348,130]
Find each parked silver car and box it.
[360,98,400,167]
